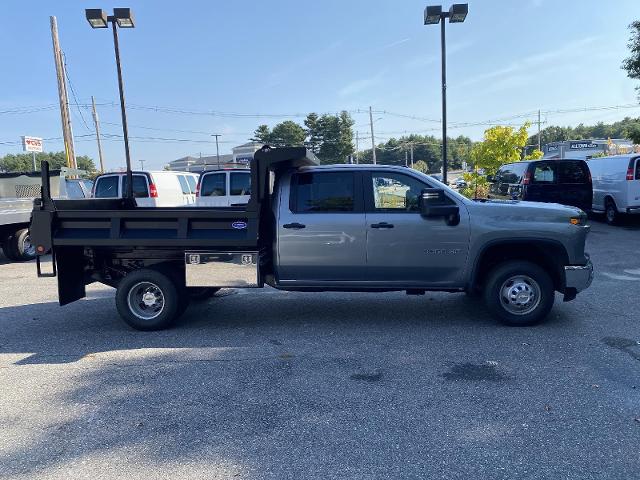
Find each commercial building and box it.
[542,139,636,160]
[166,142,262,172]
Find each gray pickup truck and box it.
[30,147,593,330]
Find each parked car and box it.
[30,147,592,331]
[586,154,640,225]
[92,171,198,207]
[487,159,592,212]
[454,177,467,189]
[196,169,251,207]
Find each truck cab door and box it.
[364,171,470,286]
[276,170,367,283]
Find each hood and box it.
[467,199,584,221]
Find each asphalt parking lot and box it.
[1,218,639,480]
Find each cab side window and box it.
[635,158,640,180]
[122,175,149,198]
[177,175,191,195]
[532,164,555,183]
[292,172,355,212]
[371,172,426,212]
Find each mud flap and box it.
[56,246,86,306]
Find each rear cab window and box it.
[500,163,528,184]
[635,157,640,180]
[292,172,355,212]
[122,175,149,198]
[185,175,197,193]
[200,173,226,196]
[94,175,119,198]
[230,172,251,196]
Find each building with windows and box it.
[166,142,262,172]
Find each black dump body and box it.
[31,146,318,253]
[29,146,318,305]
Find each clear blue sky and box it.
[0,0,638,170]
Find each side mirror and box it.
[419,188,459,219]
[486,175,494,182]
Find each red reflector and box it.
[195,181,200,197]
[522,171,531,185]
[37,245,45,253]
[626,168,634,181]
[149,183,158,198]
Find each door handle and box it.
[371,222,394,229]
[283,222,306,229]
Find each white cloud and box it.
[454,36,600,89]
[338,74,384,97]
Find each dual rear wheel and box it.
[115,268,219,331]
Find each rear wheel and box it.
[4,228,36,261]
[605,198,619,225]
[116,269,184,331]
[483,261,554,326]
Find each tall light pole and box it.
[85,8,135,200]
[424,3,468,185]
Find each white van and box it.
[92,171,199,207]
[587,154,640,224]
[196,169,251,207]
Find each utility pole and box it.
[405,149,408,167]
[50,16,76,169]
[410,143,414,168]
[139,159,145,170]
[355,131,360,164]
[91,96,105,172]
[369,106,376,164]
[212,134,221,169]
[537,109,542,151]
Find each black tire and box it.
[483,261,554,326]
[188,287,220,301]
[605,198,619,226]
[115,269,182,331]
[5,228,36,261]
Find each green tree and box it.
[251,125,271,144]
[471,123,530,175]
[0,152,96,173]
[412,160,429,173]
[525,149,544,160]
[622,20,640,97]
[270,120,307,146]
[304,113,322,154]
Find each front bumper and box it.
[564,259,594,294]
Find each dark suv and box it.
[488,159,592,212]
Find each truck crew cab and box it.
[30,146,593,331]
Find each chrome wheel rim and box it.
[22,235,36,257]
[499,275,541,316]
[127,281,165,320]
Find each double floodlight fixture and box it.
[85,8,135,29]
[423,3,468,25]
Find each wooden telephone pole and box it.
[91,96,105,172]
[50,16,76,169]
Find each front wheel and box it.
[483,261,554,326]
[115,269,184,331]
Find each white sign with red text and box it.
[22,136,43,153]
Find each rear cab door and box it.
[122,174,151,206]
[229,171,251,206]
[197,171,228,206]
[276,169,367,283]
